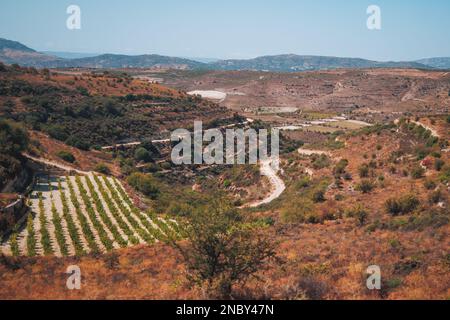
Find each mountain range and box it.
[1,38,450,72]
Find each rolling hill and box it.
[0,38,61,67]
[416,57,450,69]
[1,38,449,71]
[210,54,430,72]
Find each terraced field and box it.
[0,173,176,257]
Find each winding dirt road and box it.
[248,158,286,208]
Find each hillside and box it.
[0,63,237,148]
[160,68,450,120]
[0,38,61,67]
[416,57,450,69]
[51,54,206,69]
[1,38,449,72]
[210,54,430,72]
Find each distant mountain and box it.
[0,38,61,67]
[0,38,446,72]
[210,54,430,72]
[41,51,100,59]
[0,38,205,69]
[415,57,450,69]
[50,53,207,69]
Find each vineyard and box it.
[0,173,177,257]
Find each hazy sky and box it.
[1,0,449,60]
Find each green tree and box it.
[168,201,276,299]
[127,172,159,198]
[134,147,151,163]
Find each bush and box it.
[295,176,311,189]
[434,159,445,171]
[65,136,90,151]
[127,172,159,199]
[346,205,368,226]
[385,194,420,216]
[437,164,449,182]
[94,163,110,174]
[45,125,68,141]
[311,154,331,170]
[356,180,375,194]
[428,189,443,205]
[424,179,436,190]
[358,164,369,178]
[134,147,151,162]
[312,190,326,203]
[56,151,75,163]
[333,159,349,176]
[410,166,425,179]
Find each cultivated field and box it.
[0,173,177,257]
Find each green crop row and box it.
[92,175,140,245]
[59,178,88,255]
[9,229,20,257]
[111,178,170,242]
[101,175,155,244]
[83,175,128,248]
[38,190,54,256]
[75,175,114,251]
[26,212,36,257]
[50,198,69,256]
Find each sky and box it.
[0,0,449,61]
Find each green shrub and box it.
[438,165,450,184]
[434,159,445,171]
[424,179,436,190]
[333,159,349,176]
[428,189,443,205]
[94,163,110,174]
[65,136,90,151]
[346,205,368,226]
[56,150,75,163]
[312,190,326,203]
[410,166,425,179]
[311,154,331,170]
[127,172,159,199]
[134,147,151,162]
[385,194,420,216]
[45,125,68,141]
[295,176,311,189]
[358,164,369,178]
[356,179,375,194]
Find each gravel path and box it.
[247,158,286,208]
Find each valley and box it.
[0,45,449,301]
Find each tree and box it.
[134,147,151,163]
[94,163,110,174]
[56,150,75,163]
[168,201,276,299]
[127,172,159,198]
[0,119,29,155]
